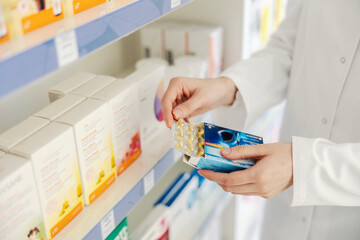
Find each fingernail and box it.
[197,170,204,176]
[173,108,183,119]
[221,148,231,155]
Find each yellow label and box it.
[89,171,116,204]
[50,201,84,238]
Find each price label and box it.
[143,169,155,195]
[100,210,115,240]
[171,0,181,9]
[55,30,79,67]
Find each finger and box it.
[198,169,254,186]
[172,94,203,120]
[162,79,182,128]
[219,183,256,194]
[221,144,268,160]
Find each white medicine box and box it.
[70,75,115,98]
[48,72,96,102]
[92,79,141,176]
[56,99,116,205]
[0,154,46,240]
[187,25,223,78]
[33,94,86,121]
[11,123,84,239]
[124,63,167,152]
[0,116,49,152]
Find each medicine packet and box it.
[171,119,263,173]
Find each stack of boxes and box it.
[0,61,166,238]
[140,22,224,78]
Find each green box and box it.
[106,217,129,240]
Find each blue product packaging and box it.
[171,119,263,173]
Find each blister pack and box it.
[171,119,263,173]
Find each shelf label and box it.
[101,210,116,240]
[55,30,79,67]
[171,0,181,9]
[143,169,155,195]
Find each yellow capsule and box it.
[187,133,195,143]
[187,124,195,132]
[176,128,184,138]
[186,143,195,153]
[175,140,184,149]
[198,137,205,145]
[197,147,205,157]
[177,118,185,127]
[197,127,204,137]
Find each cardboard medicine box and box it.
[0,116,49,152]
[0,154,46,240]
[48,72,96,102]
[11,122,84,239]
[172,120,263,173]
[92,79,141,176]
[70,75,115,98]
[56,99,116,205]
[34,94,86,121]
[124,63,166,152]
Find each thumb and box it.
[172,95,203,120]
[221,144,267,160]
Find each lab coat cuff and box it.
[289,136,311,206]
[215,71,250,129]
[211,72,248,130]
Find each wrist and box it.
[220,76,237,106]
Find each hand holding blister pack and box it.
[171,119,263,173]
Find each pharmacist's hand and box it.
[161,77,237,128]
[198,143,293,199]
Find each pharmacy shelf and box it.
[53,130,178,240]
[179,187,226,240]
[195,192,233,238]
[0,0,193,99]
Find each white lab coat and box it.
[215,0,360,239]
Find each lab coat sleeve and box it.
[290,137,360,206]
[213,0,303,130]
